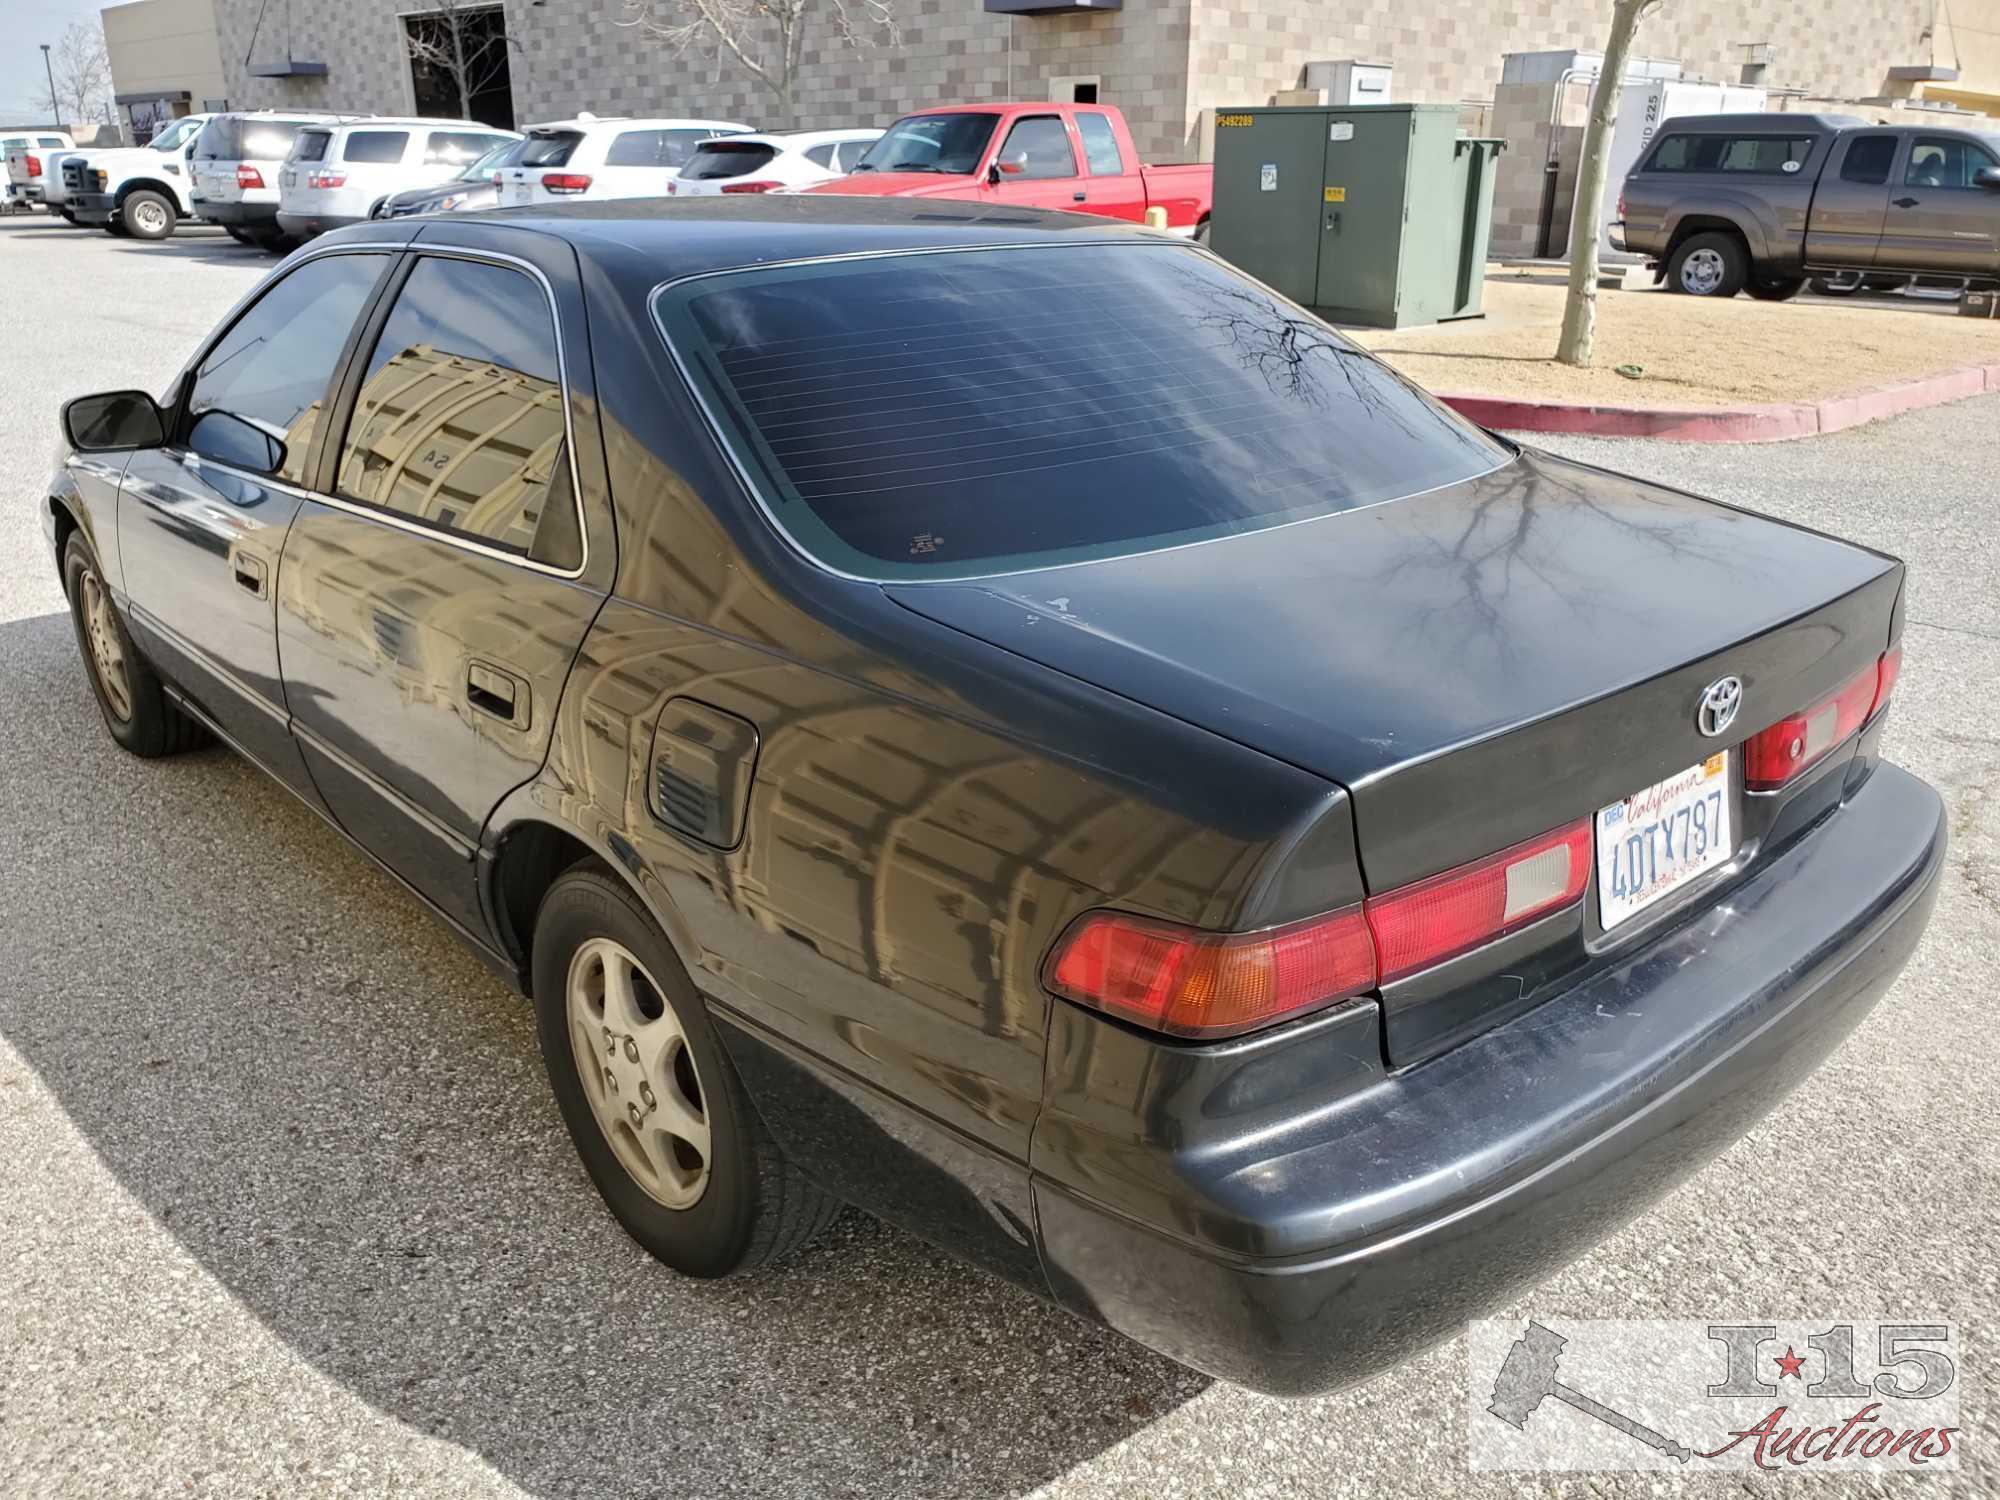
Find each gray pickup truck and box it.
[1615,112,2000,299]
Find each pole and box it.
[42,43,62,129]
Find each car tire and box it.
[56,207,77,224]
[104,219,130,238]
[120,188,176,240]
[532,867,841,1277]
[251,229,292,255]
[1194,217,1211,246]
[1666,232,1748,297]
[1745,276,1806,302]
[62,534,207,758]
[223,225,254,244]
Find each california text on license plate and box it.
[1596,751,1733,929]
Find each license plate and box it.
[283,170,295,187]
[509,180,532,205]
[1596,752,1732,929]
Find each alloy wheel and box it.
[79,570,133,721]
[566,937,712,1209]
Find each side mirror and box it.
[1976,166,2000,189]
[62,390,167,452]
[998,152,1028,176]
[188,408,287,477]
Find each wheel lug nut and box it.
[604,1070,618,1093]
[639,1084,656,1109]
[627,1102,644,1127]
[623,1038,639,1063]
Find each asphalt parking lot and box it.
[2,217,1996,1499]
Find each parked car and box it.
[2,128,76,211]
[377,136,525,218]
[668,128,882,196]
[1616,112,2000,298]
[45,199,1944,1396]
[493,114,751,206]
[30,146,92,222]
[277,118,518,238]
[192,111,359,250]
[807,103,1212,237]
[61,113,218,239]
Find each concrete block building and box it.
[199,0,1992,168]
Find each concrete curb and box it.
[1438,359,2000,442]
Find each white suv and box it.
[277,118,518,238]
[192,111,358,250]
[669,129,883,196]
[494,115,752,207]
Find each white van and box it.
[494,115,752,206]
[277,118,518,238]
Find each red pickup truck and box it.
[806,103,1212,237]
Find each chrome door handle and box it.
[466,660,527,726]
[231,552,267,598]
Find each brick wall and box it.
[208,0,1946,170]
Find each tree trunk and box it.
[450,20,471,119]
[1556,0,1652,368]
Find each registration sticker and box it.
[1596,752,1732,929]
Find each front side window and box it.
[996,116,1077,179]
[854,113,997,175]
[185,252,387,486]
[343,130,411,165]
[655,244,1506,580]
[1075,112,1125,176]
[336,256,574,564]
[1840,135,1897,185]
[1906,136,1999,189]
[151,117,203,152]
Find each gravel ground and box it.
[1,218,1995,1498]
[1355,271,2000,406]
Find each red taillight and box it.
[307,170,346,190]
[720,179,781,194]
[25,154,41,178]
[1365,819,1591,982]
[541,172,592,194]
[1743,649,1899,791]
[1045,906,1375,1039]
[237,164,264,189]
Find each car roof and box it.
[322,194,1165,291]
[316,118,512,132]
[694,129,881,150]
[575,117,753,132]
[1655,112,1867,134]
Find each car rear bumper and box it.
[276,209,366,239]
[197,198,279,229]
[1031,759,1946,1395]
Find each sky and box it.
[1,0,115,124]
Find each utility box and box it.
[1304,59,1393,107]
[1210,104,1504,329]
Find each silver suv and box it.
[191,112,358,251]
[277,118,518,239]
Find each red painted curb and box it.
[1437,357,1999,442]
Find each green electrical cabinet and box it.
[1209,104,1504,329]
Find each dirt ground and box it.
[1350,270,2000,408]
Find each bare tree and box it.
[1556,0,1667,368]
[404,0,516,122]
[620,0,898,131]
[38,22,112,130]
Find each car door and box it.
[1804,132,1898,268]
[1878,134,2000,276]
[118,249,395,802]
[1071,109,1145,222]
[986,114,1087,212]
[276,240,613,937]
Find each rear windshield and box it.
[681,141,778,179]
[655,243,1506,580]
[1646,133,1813,175]
[519,131,581,168]
[199,117,314,161]
[853,113,997,176]
[343,130,410,164]
[291,129,332,163]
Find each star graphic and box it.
[1774,1346,1807,1379]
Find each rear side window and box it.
[1647,133,1812,174]
[519,131,582,168]
[38,135,66,148]
[1075,112,1125,176]
[605,128,714,168]
[425,131,506,166]
[343,131,410,164]
[681,142,778,180]
[997,116,1077,179]
[655,244,1505,580]
[336,256,576,565]
[292,129,332,163]
[186,253,387,486]
[803,143,836,169]
[1840,135,1898,185]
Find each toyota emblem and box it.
[1696,675,1743,738]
